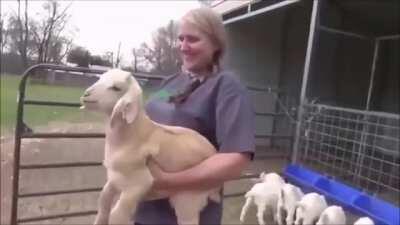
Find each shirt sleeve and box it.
[215,74,255,159]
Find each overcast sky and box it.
[1,1,200,66]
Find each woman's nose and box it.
[180,40,190,52]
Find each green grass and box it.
[1,74,102,134]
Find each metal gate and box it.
[9,64,166,224]
[290,0,399,207]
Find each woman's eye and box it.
[178,35,199,43]
[110,86,122,91]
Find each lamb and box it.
[294,192,328,225]
[353,217,375,225]
[316,205,346,225]
[80,69,220,225]
[276,183,304,225]
[240,172,285,225]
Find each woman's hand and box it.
[147,159,177,195]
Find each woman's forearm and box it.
[155,152,251,192]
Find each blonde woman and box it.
[135,7,255,225]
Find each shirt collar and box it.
[183,69,206,83]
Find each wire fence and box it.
[296,103,399,205]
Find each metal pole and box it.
[366,40,380,110]
[291,0,320,164]
[10,67,31,225]
[319,25,370,40]
[376,34,400,41]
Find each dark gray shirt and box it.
[135,70,255,225]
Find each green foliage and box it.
[67,46,91,67]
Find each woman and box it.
[135,6,255,225]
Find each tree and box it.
[4,0,75,68]
[14,0,29,68]
[90,54,112,67]
[138,20,181,75]
[67,46,90,67]
[31,0,74,64]
[1,13,9,54]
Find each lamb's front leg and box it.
[109,185,150,224]
[94,181,118,225]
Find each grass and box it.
[1,74,103,135]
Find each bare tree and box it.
[14,0,29,68]
[31,0,73,64]
[0,14,9,54]
[138,20,181,75]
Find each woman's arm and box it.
[150,152,251,193]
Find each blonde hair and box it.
[181,7,227,71]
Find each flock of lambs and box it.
[239,172,374,225]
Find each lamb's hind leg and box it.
[109,186,149,225]
[240,196,253,223]
[170,192,208,225]
[94,181,118,225]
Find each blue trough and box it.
[284,164,400,225]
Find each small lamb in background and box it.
[276,183,304,225]
[316,205,346,225]
[240,172,285,225]
[294,192,328,225]
[354,217,375,225]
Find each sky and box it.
[1,0,200,67]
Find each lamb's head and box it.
[80,69,143,126]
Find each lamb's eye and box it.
[110,86,122,91]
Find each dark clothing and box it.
[135,70,255,225]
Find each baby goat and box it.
[80,69,220,225]
[316,205,346,225]
[276,183,304,225]
[354,217,375,225]
[294,192,328,225]
[240,172,285,225]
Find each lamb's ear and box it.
[110,86,141,127]
[280,188,285,201]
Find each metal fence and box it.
[296,102,399,205]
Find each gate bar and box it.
[11,64,108,224]
[20,161,102,169]
[17,210,97,223]
[19,187,102,198]
[21,132,105,138]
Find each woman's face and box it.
[178,20,218,75]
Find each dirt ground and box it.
[1,122,362,225]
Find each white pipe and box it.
[366,40,380,110]
[223,0,301,25]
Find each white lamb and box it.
[276,183,304,225]
[294,192,328,225]
[354,217,375,225]
[316,205,346,225]
[80,69,220,225]
[240,172,285,225]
